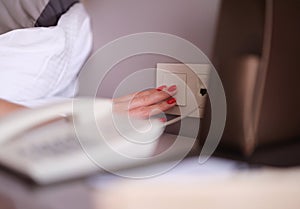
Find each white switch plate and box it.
[156,63,210,118]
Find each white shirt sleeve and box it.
[0,3,92,107]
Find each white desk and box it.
[0,134,299,209]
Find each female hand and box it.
[0,85,177,119]
[113,85,177,119]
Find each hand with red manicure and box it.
[0,85,177,119]
[112,85,177,119]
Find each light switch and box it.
[156,63,211,118]
[162,72,187,106]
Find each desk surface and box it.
[0,133,199,209]
[1,133,299,209]
[0,158,242,209]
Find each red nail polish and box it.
[167,97,176,104]
[157,85,167,91]
[159,118,167,122]
[168,85,177,92]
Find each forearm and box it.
[0,99,26,117]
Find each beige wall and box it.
[81,0,221,98]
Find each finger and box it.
[112,85,177,111]
[128,97,177,119]
[112,89,156,103]
[112,85,169,103]
[127,85,177,110]
[112,92,170,112]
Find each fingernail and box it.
[159,118,167,122]
[157,85,167,91]
[167,97,176,104]
[167,85,177,92]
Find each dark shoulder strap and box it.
[35,0,79,27]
